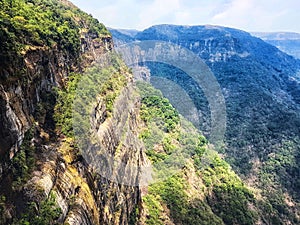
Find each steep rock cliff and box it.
[1,2,293,225]
[0,1,142,224]
[0,0,112,180]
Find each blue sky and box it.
[70,0,300,33]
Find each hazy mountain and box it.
[112,24,300,223]
[114,28,139,37]
[109,28,136,45]
[0,1,278,225]
[252,32,300,59]
[1,0,300,223]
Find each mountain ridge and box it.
[111,24,300,223]
[1,1,300,224]
[111,25,300,60]
[251,31,300,59]
[0,2,273,225]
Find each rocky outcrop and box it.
[17,76,146,224]
[92,84,146,224]
[6,2,300,224]
[0,1,138,224]
[0,27,112,181]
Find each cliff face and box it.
[22,81,145,224]
[0,30,112,180]
[3,2,299,225]
[0,1,141,224]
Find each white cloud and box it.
[70,0,300,32]
[210,0,300,32]
[136,0,181,29]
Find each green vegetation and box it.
[202,156,257,225]
[144,175,223,225]
[144,62,211,133]
[137,82,181,163]
[54,54,128,137]
[143,193,165,225]
[0,195,6,224]
[256,139,300,223]
[143,58,300,223]
[54,73,82,137]
[0,0,110,68]
[128,204,140,225]
[13,191,62,225]
[140,95,179,132]
[3,1,299,224]
[138,81,180,133]
[0,0,111,84]
[143,158,257,225]
[138,82,257,225]
[11,127,36,190]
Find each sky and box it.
[70,0,300,33]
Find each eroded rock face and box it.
[0,6,143,223]
[0,47,69,161]
[90,84,148,224]
[20,81,146,224]
[0,30,112,180]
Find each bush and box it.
[14,191,62,225]
[11,128,36,190]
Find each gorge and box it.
[0,0,300,225]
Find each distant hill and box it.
[252,32,300,59]
[252,32,300,40]
[109,28,136,45]
[114,28,139,37]
[0,2,272,223]
[1,0,300,221]
[111,24,300,223]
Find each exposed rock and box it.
[0,25,112,182]
[0,1,140,224]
